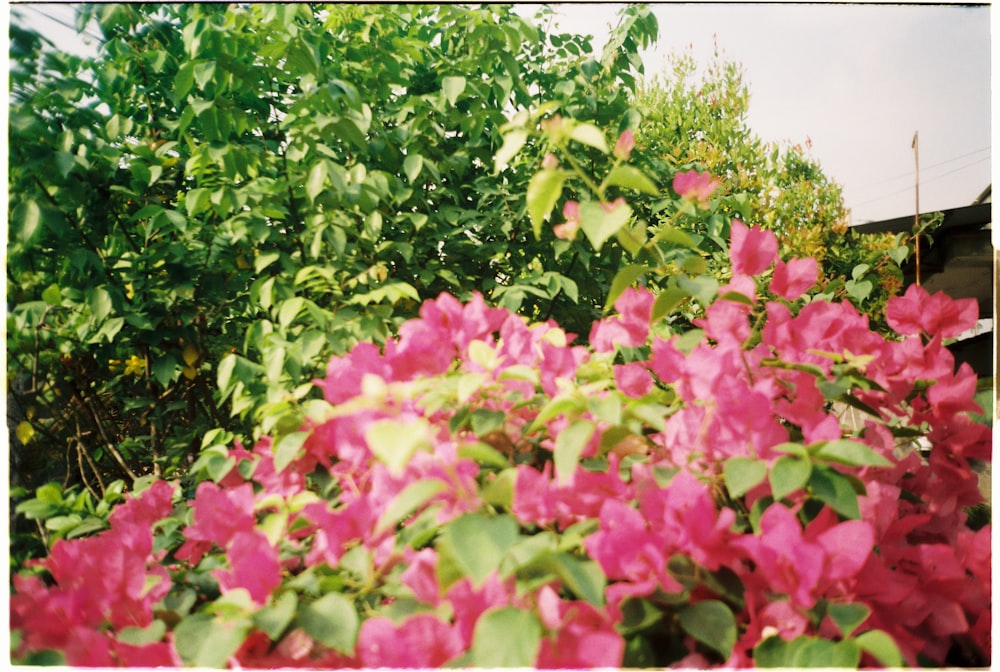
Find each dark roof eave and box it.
[849,201,992,236]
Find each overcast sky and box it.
[537,2,992,225]
[13,3,992,225]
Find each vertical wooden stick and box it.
[912,131,921,285]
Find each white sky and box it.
[535,2,992,225]
[12,2,993,225]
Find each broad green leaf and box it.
[812,439,891,467]
[252,591,297,640]
[403,153,423,183]
[118,620,167,646]
[791,638,861,668]
[827,602,871,638]
[678,600,737,659]
[579,200,632,251]
[771,441,809,458]
[844,279,873,303]
[602,164,659,195]
[305,161,326,203]
[375,479,447,534]
[554,419,596,485]
[854,629,905,667]
[769,455,812,500]
[541,553,606,606]
[651,285,689,322]
[458,442,511,470]
[12,200,41,242]
[438,513,519,587]
[174,613,251,667]
[173,61,195,101]
[723,456,767,498]
[254,251,281,273]
[526,168,568,239]
[441,75,466,105]
[677,275,719,308]
[300,593,359,654]
[568,121,609,153]
[471,607,541,667]
[808,466,860,519]
[273,431,308,472]
[87,286,113,322]
[366,418,430,476]
[494,129,527,173]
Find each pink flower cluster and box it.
[10,221,990,667]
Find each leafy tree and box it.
[630,50,908,318]
[7,4,657,500]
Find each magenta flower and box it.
[886,283,979,339]
[613,130,635,160]
[770,256,818,300]
[213,530,282,605]
[589,286,654,352]
[357,614,464,667]
[554,200,580,240]
[729,220,778,276]
[673,169,720,207]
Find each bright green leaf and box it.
[273,431,308,472]
[827,602,871,638]
[438,513,519,588]
[602,164,659,195]
[375,479,447,534]
[554,419,596,485]
[808,466,861,519]
[854,629,905,667]
[173,613,251,667]
[723,456,767,498]
[471,607,541,667]
[252,591,297,640]
[494,129,528,173]
[441,75,466,105]
[605,264,649,311]
[812,439,891,468]
[300,593,359,654]
[403,153,423,183]
[526,168,568,239]
[678,600,737,659]
[579,199,632,251]
[769,455,812,500]
[366,418,430,476]
[568,122,609,153]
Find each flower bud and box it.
[613,130,635,160]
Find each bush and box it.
[11,205,990,666]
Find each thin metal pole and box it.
[912,131,921,285]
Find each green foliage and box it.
[7,4,656,512]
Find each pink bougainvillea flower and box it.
[673,170,720,207]
[886,283,979,338]
[613,129,635,160]
[720,271,757,302]
[213,530,282,605]
[614,361,653,397]
[356,614,464,667]
[176,481,256,563]
[589,286,654,352]
[730,220,778,276]
[770,257,818,300]
[554,200,581,240]
[535,585,625,668]
[694,298,752,346]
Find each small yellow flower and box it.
[124,354,145,377]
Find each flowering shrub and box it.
[10,214,990,667]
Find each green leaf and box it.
[494,129,527,174]
[403,153,423,183]
[252,591,297,640]
[554,419,596,485]
[854,629,905,667]
[812,439,891,467]
[273,431,308,472]
[441,75,466,105]
[844,279,873,303]
[651,285,688,322]
[579,199,632,252]
[458,442,511,470]
[305,161,326,203]
[541,553,606,606]
[42,284,62,306]
[174,613,251,667]
[568,121,609,153]
[677,275,719,308]
[366,418,430,476]
[173,61,195,101]
[791,638,861,668]
[753,634,793,667]
[678,600,737,659]
[769,456,812,500]
[118,619,167,646]
[375,479,447,534]
[526,168,568,239]
[808,466,860,519]
[602,164,659,195]
[471,607,541,667]
[438,513,520,588]
[827,602,871,638]
[723,456,767,498]
[300,593,359,654]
